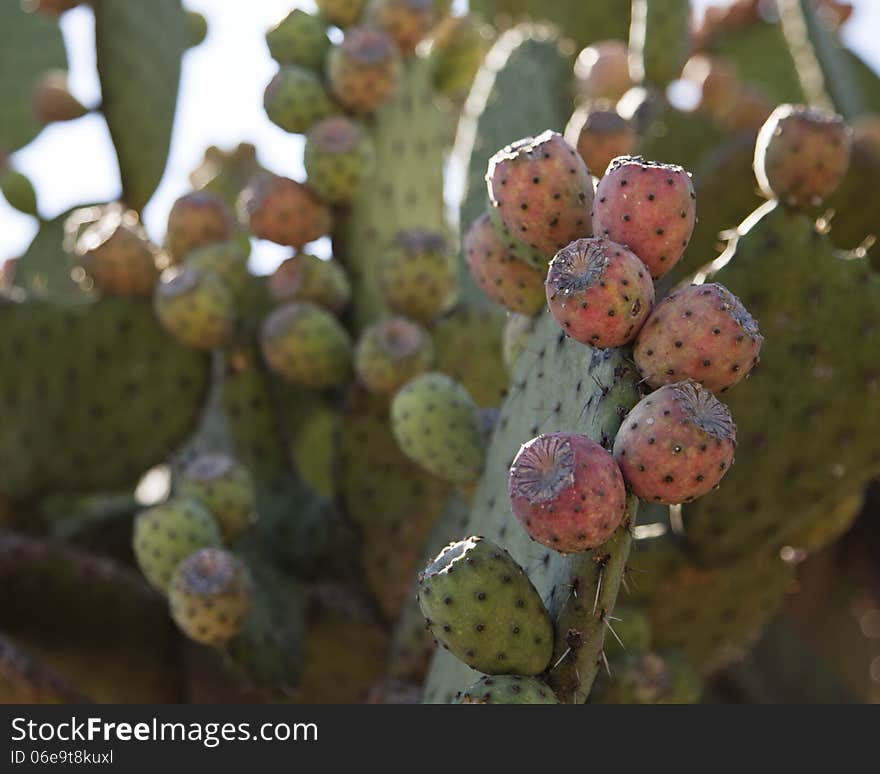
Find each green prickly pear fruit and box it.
[304,117,374,205]
[487,131,594,260]
[153,265,236,350]
[0,167,38,216]
[260,301,352,388]
[239,174,332,249]
[268,253,351,313]
[165,191,234,264]
[633,283,763,394]
[417,536,553,675]
[593,651,701,704]
[70,207,159,297]
[327,27,401,114]
[367,0,437,55]
[574,41,633,103]
[266,9,331,71]
[354,317,435,395]
[315,0,367,28]
[455,675,560,704]
[464,213,545,315]
[185,11,208,47]
[179,453,257,543]
[263,66,338,134]
[565,108,637,181]
[428,14,490,102]
[32,70,87,125]
[613,381,736,505]
[132,498,222,592]
[502,312,538,373]
[379,229,457,323]
[183,241,250,300]
[168,548,252,646]
[754,104,852,208]
[390,372,484,483]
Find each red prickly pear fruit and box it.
[592,156,696,279]
[574,41,633,103]
[268,253,351,313]
[545,237,654,349]
[354,317,435,395]
[464,212,546,315]
[367,0,437,56]
[508,432,627,554]
[32,70,87,125]
[753,104,852,208]
[327,27,402,114]
[165,191,234,264]
[565,108,637,181]
[263,65,338,134]
[315,0,367,29]
[633,283,763,393]
[303,117,374,205]
[487,131,594,260]
[612,380,736,505]
[239,174,332,249]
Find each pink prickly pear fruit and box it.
[464,212,546,315]
[545,237,654,349]
[753,104,852,208]
[565,108,637,181]
[633,283,763,393]
[367,0,437,56]
[508,432,627,553]
[238,174,331,249]
[165,190,234,264]
[486,131,594,260]
[574,41,633,103]
[591,156,696,279]
[612,380,736,505]
[327,27,402,114]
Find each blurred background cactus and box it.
[1,0,879,705]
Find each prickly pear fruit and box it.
[239,174,331,248]
[428,14,489,102]
[379,229,457,322]
[574,41,633,103]
[186,10,208,47]
[183,241,250,299]
[367,0,436,55]
[545,237,654,348]
[464,213,545,315]
[591,156,696,279]
[303,117,374,204]
[613,380,736,504]
[327,27,401,113]
[502,313,538,373]
[179,453,257,543]
[633,283,763,393]
[417,536,553,675]
[268,253,351,313]
[593,651,701,704]
[132,498,222,592]
[165,191,234,264]
[32,70,87,125]
[565,108,637,181]
[153,265,235,350]
[456,675,560,704]
[354,317,435,395]
[265,9,330,71]
[168,548,252,646]
[391,372,484,484]
[263,66,338,134]
[508,432,627,553]
[316,0,366,28]
[753,104,852,208]
[69,207,159,297]
[260,301,352,388]
[487,131,594,259]
[0,168,37,216]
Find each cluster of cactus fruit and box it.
[3,0,880,704]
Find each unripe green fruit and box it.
[179,453,257,543]
[153,265,236,350]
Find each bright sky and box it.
[1,0,878,275]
